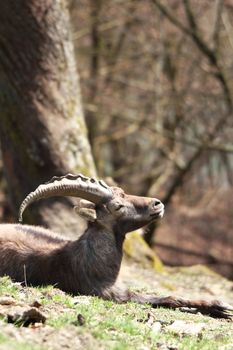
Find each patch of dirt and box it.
[120,259,233,304]
[0,321,101,350]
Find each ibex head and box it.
[19,174,164,234]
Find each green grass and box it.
[46,295,232,349]
[0,276,20,297]
[0,276,232,349]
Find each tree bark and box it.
[0,0,96,236]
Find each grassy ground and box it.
[0,261,232,350]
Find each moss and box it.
[123,231,164,272]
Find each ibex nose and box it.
[150,198,164,218]
[153,199,161,207]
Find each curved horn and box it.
[19,173,113,222]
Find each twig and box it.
[23,264,28,288]
[212,0,223,49]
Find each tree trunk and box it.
[0,0,96,237]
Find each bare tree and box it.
[71,0,233,251]
[144,0,233,244]
[0,0,96,235]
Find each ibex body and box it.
[0,174,232,319]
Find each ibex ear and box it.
[74,199,97,222]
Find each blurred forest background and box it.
[0,0,232,278]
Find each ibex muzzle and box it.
[0,174,232,319]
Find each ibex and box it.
[0,174,232,319]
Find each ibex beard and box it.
[0,174,232,319]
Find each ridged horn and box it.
[18,173,113,222]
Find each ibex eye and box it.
[116,205,124,211]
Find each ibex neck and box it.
[69,224,124,295]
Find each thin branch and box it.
[72,0,135,40]
[94,124,139,145]
[149,127,233,154]
[73,19,126,41]
[94,117,233,154]
[152,0,232,112]
[182,0,217,65]
[104,2,138,86]
[222,9,233,53]
[151,0,192,36]
[182,0,198,31]
[212,0,224,50]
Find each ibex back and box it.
[0,174,232,319]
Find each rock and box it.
[166,320,205,336]
[30,300,42,308]
[123,230,164,271]
[151,322,162,334]
[73,313,85,326]
[0,297,16,305]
